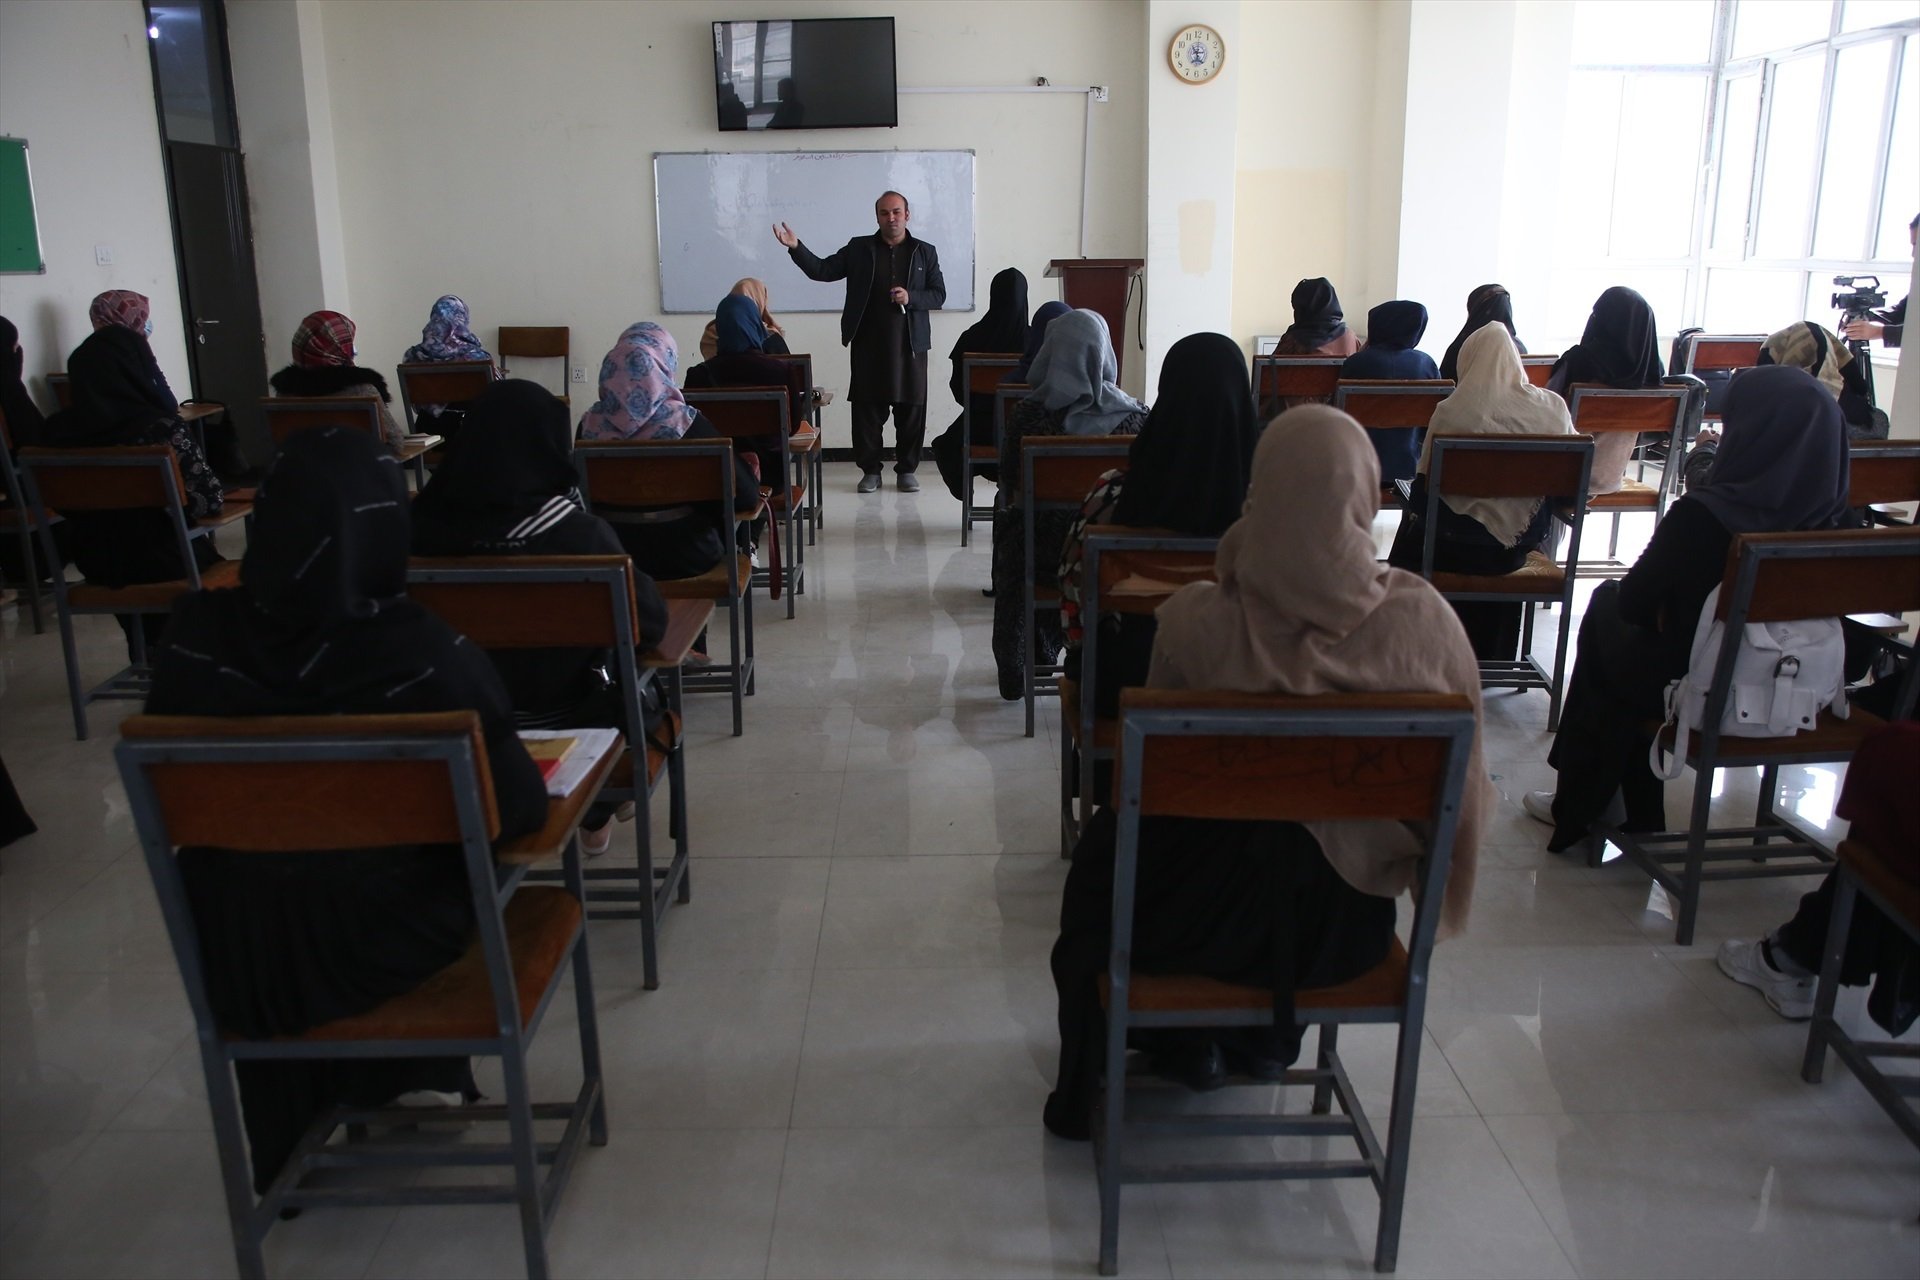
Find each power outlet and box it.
[94,244,113,266]
[571,366,587,383]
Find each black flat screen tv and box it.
[713,17,897,131]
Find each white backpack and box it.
[1650,585,1848,780]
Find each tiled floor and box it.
[1,466,1915,1279]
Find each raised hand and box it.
[772,222,798,249]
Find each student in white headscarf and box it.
[1387,323,1575,659]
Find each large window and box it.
[1557,1,1917,348]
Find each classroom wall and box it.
[1144,0,1241,391]
[305,0,1150,435]
[0,0,191,410]
[1229,0,1380,359]
[227,0,351,363]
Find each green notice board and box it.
[1,137,46,275]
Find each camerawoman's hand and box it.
[1842,318,1887,343]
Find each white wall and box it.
[307,0,1149,437]
[1230,1,1379,359]
[1394,0,1518,357]
[0,0,190,409]
[227,0,350,366]
[1143,0,1241,391]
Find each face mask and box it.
[143,321,154,337]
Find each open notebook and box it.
[518,728,621,798]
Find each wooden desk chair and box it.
[765,352,824,541]
[1802,834,1920,1149]
[1603,527,1920,945]
[115,710,612,1280]
[1675,333,1766,411]
[260,395,437,487]
[1414,434,1595,731]
[1021,436,1134,737]
[396,359,495,430]
[497,326,570,404]
[1522,354,1559,387]
[574,438,754,736]
[0,404,62,633]
[993,381,1028,473]
[1333,380,1455,508]
[957,355,1022,546]
[1848,440,1920,527]
[1059,527,1217,856]
[1566,382,1691,577]
[407,555,689,989]
[684,387,804,619]
[1250,355,1345,419]
[16,446,249,739]
[45,371,72,411]
[1093,689,1477,1277]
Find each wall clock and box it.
[1168,24,1225,84]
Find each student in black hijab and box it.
[0,315,45,451]
[145,425,547,1195]
[413,379,667,851]
[1439,283,1527,382]
[1057,332,1258,714]
[1338,300,1439,482]
[1275,278,1360,356]
[931,268,1031,499]
[1012,301,1071,384]
[1523,366,1851,853]
[1547,285,1666,492]
[43,322,226,658]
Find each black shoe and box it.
[1042,1090,1092,1141]
[897,472,920,493]
[1149,1041,1228,1093]
[857,472,881,494]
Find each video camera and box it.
[1832,275,1888,323]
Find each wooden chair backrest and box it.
[962,354,1021,395]
[16,445,185,511]
[117,711,500,849]
[1522,356,1558,387]
[574,438,733,509]
[1252,356,1344,402]
[1719,528,1920,624]
[1092,541,1218,601]
[1333,381,1455,430]
[397,361,494,412]
[1117,689,1474,823]
[1428,434,1595,500]
[1683,334,1766,373]
[1024,436,1132,505]
[46,372,72,410]
[1848,442,1920,509]
[408,556,638,650]
[683,387,789,439]
[994,383,1029,439]
[1567,383,1687,434]
[497,326,569,363]
[260,395,383,445]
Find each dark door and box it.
[165,141,267,459]
[146,0,268,471]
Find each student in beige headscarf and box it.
[1387,322,1576,659]
[698,278,789,360]
[1043,404,1493,1141]
[1757,321,1882,439]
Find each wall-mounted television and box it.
[712,17,897,132]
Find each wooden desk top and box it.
[178,402,227,423]
[497,735,622,865]
[398,435,444,462]
[644,598,714,668]
[194,498,254,530]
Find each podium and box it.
[1045,258,1144,377]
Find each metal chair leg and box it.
[1801,868,1856,1084]
[1312,1024,1339,1114]
[498,1037,552,1280]
[1676,771,1716,946]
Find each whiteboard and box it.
[654,150,975,314]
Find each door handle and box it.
[194,318,220,346]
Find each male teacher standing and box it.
[775,191,946,492]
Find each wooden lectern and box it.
[1045,258,1144,377]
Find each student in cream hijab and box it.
[1044,404,1492,1140]
[1387,323,1576,659]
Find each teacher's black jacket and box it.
[788,232,946,351]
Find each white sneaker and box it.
[1521,790,1557,826]
[1716,938,1816,1020]
[391,1089,465,1109]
